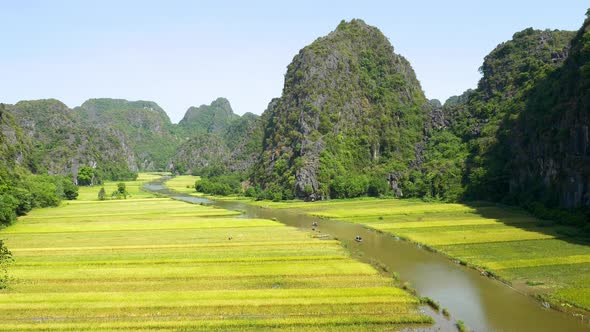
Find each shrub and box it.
[330,175,369,198]
[0,240,13,289]
[0,194,18,225]
[10,187,32,216]
[195,174,242,196]
[442,308,450,318]
[367,177,389,197]
[60,177,79,200]
[456,320,469,332]
[244,186,259,197]
[77,166,95,186]
[24,176,60,208]
[98,187,106,201]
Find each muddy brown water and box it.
[145,180,590,332]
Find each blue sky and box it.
[0,1,587,122]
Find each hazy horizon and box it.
[1,1,587,122]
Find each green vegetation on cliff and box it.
[254,19,428,200]
[178,97,239,135]
[451,28,576,203]
[427,13,590,220]
[0,101,124,226]
[6,99,137,182]
[199,13,589,216]
[510,14,590,210]
[4,13,590,222]
[77,98,180,171]
[173,98,263,175]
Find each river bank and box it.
[162,175,590,331]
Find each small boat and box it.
[312,222,318,227]
[355,235,363,242]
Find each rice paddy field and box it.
[76,172,167,201]
[163,175,201,195]
[0,176,432,331]
[250,197,590,314]
[166,175,251,201]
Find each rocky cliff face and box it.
[433,25,582,208]
[77,98,178,171]
[3,14,588,212]
[509,14,590,208]
[6,99,136,180]
[0,103,31,171]
[178,97,239,136]
[172,100,263,174]
[172,134,229,172]
[254,19,428,199]
[3,96,257,179]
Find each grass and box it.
[245,197,590,314]
[0,174,431,330]
[76,172,166,201]
[0,316,433,332]
[165,175,259,201]
[456,319,469,332]
[164,175,202,195]
[552,287,590,311]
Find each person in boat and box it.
[355,235,363,242]
[312,221,318,227]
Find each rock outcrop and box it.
[254,19,428,199]
[77,98,179,171]
[178,97,239,136]
[509,14,590,208]
[172,99,263,174]
[6,99,136,180]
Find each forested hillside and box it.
[7,99,136,181]
[510,14,590,210]
[77,98,179,171]
[172,98,263,175]
[424,12,589,217]
[444,29,575,201]
[0,103,80,225]
[178,97,239,135]
[2,12,589,223]
[253,19,428,200]
[420,28,576,206]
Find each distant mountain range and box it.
[2,9,589,212]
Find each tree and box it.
[60,177,79,200]
[117,182,126,194]
[111,182,128,199]
[367,177,388,197]
[10,187,32,216]
[330,175,368,198]
[0,194,18,225]
[97,187,106,201]
[77,166,95,186]
[0,240,13,289]
[24,176,60,208]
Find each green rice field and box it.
[166,175,250,201]
[0,176,431,331]
[250,197,590,313]
[163,175,201,195]
[76,172,166,201]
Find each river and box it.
[144,180,590,332]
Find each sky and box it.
[0,1,587,123]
